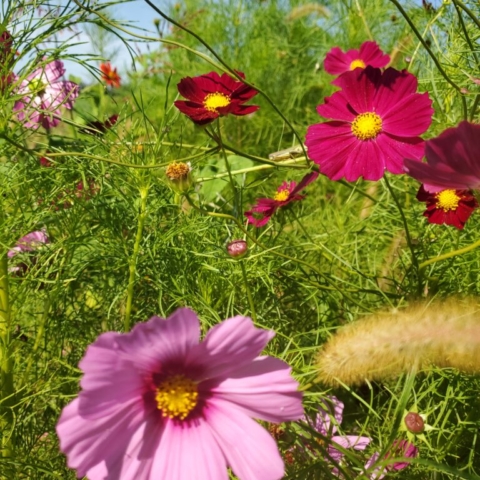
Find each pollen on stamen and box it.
[203,92,231,112]
[155,374,198,420]
[351,112,383,140]
[435,189,461,212]
[166,161,191,180]
[350,59,366,70]
[274,189,290,202]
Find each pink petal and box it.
[358,41,390,68]
[373,68,419,113]
[381,92,433,136]
[315,395,344,436]
[365,452,387,480]
[205,356,303,422]
[206,400,285,480]
[28,59,65,84]
[186,316,274,380]
[329,435,371,461]
[376,133,425,174]
[323,46,353,75]
[343,140,385,181]
[317,89,357,121]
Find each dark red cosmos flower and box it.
[416,185,478,230]
[324,41,390,76]
[245,171,318,227]
[100,62,121,88]
[81,114,118,135]
[0,30,13,63]
[174,71,259,125]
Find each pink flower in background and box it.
[56,308,303,480]
[14,59,78,129]
[303,396,371,469]
[305,67,433,182]
[324,41,390,76]
[365,439,418,479]
[8,230,49,259]
[245,171,318,227]
[404,121,480,192]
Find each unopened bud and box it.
[227,240,247,258]
[404,412,424,434]
[165,161,193,194]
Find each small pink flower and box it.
[245,171,318,227]
[404,121,480,192]
[8,230,49,259]
[324,41,390,76]
[304,396,371,468]
[305,67,433,182]
[365,440,418,479]
[56,308,303,480]
[14,59,79,129]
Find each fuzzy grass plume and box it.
[316,298,480,386]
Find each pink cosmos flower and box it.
[305,66,433,182]
[56,308,303,480]
[304,396,371,470]
[404,121,480,192]
[324,41,390,76]
[245,171,319,227]
[365,440,418,479]
[8,230,49,259]
[14,59,79,129]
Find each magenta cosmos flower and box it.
[404,121,480,192]
[8,230,49,259]
[365,439,418,479]
[310,396,371,466]
[324,41,390,76]
[245,171,319,227]
[174,71,259,125]
[56,308,303,480]
[416,185,478,230]
[305,67,433,182]
[14,59,78,129]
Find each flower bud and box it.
[404,412,424,434]
[166,161,193,194]
[227,240,247,258]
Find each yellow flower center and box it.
[274,188,290,202]
[28,78,46,95]
[166,161,190,180]
[435,189,460,212]
[350,59,366,70]
[203,92,231,112]
[351,112,383,140]
[155,374,198,420]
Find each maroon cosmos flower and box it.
[404,121,480,193]
[81,114,118,135]
[0,29,13,64]
[416,185,478,230]
[245,171,318,227]
[174,71,259,125]
[305,67,433,182]
[324,41,390,76]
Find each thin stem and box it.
[354,0,374,40]
[470,94,480,122]
[240,262,257,322]
[419,237,480,271]
[452,0,480,30]
[124,186,149,332]
[389,0,468,119]
[383,176,421,292]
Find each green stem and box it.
[240,262,257,323]
[383,176,421,292]
[452,0,480,30]
[0,251,13,460]
[124,186,149,332]
[419,237,480,271]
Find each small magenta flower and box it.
[8,230,49,274]
[404,121,480,192]
[305,67,433,182]
[365,439,418,479]
[56,308,303,480]
[227,239,248,258]
[245,171,319,227]
[14,59,79,129]
[324,41,390,76]
[416,185,478,230]
[174,71,259,125]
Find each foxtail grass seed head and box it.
[316,298,480,386]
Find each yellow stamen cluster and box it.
[166,161,190,180]
[349,59,366,70]
[351,112,382,140]
[203,92,231,112]
[155,374,198,420]
[274,189,290,202]
[435,189,461,212]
